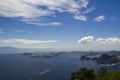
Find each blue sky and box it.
[0,0,120,51]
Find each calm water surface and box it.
[0,54,120,80]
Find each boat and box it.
[40,70,50,75]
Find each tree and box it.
[96,68,109,80]
[97,68,107,77]
[70,68,95,80]
[110,71,120,80]
[70,67,120,80]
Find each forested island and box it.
[22,52,61,58]
[80,51,120,66]
[94,54,120,66]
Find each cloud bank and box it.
[0,39,58,44]
[96,37,120,44]
[0,38,58,48]
[78,36,120,44]
[78,36,120,51]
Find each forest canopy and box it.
[70,68,120,80]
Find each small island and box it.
[22,52,61,58]
[80,52,120,67]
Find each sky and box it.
[0,0,120,51]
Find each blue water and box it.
[0,54,120,80]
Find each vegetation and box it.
[80,53,120,66]
[95,54,120,65]
[80,55,91,60]
[70,68,120,80]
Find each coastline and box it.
[100,62,120,67]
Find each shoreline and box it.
[100,62,120,67]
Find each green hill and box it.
[70,68,120,80]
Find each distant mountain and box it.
[0,47,26,54]
[0,46,59,54]
[109,51,120,55]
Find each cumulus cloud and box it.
[0,0,93,26]
[94,15,105,22]
[78,36,94,43]
[0,39,58,45]
[78,36,120,44]
[77,36,120,51]
[96,37,120,44]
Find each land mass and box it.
[80,51,120,66]
[18,50,120,66]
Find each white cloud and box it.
[78,36,120,44]
[74,15,87,21]
[82,7,95,14]
[0,39,58,45]
[78,36,94,43]
[96,37,120,44]
[77,36,120,51]
[95,38,105,44]
[0,0,93,25]
[94,15,105,22]
[26,21,62,26]
[0,0,52,18]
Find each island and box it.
[80,52,120,67]
[22,52,62,58]
[94,53,120,66]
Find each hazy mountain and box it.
[0,47,26,54]
[0,46,59,54]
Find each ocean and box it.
[0,54,120,80]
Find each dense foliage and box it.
[70,68,120,80]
